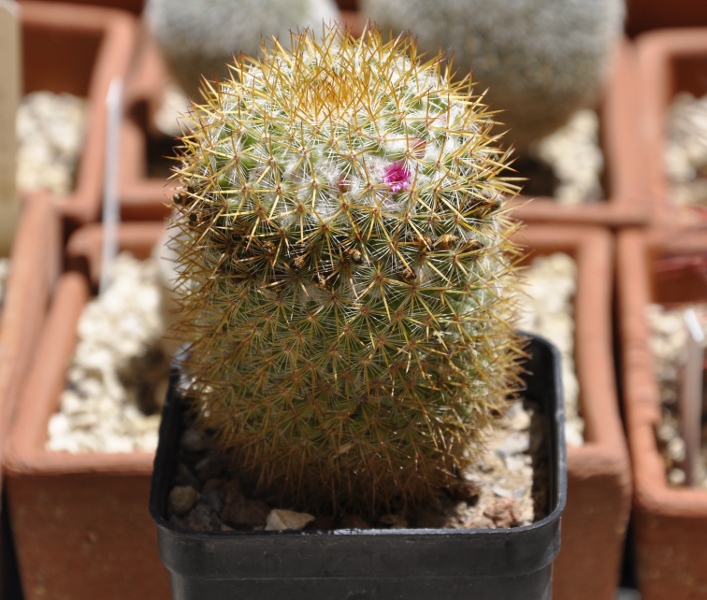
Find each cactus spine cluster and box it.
[361,0,624,153]
[145,0,340,99]
[171,27,524,515]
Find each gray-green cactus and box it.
[361,0,624,153]
[145,0,341,98]
[169,28,525,516]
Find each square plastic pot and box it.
[3,222,170,600]
[636,28,707,227]
[150,335,566,600]
[618,227,707,600]
[19,1,136,227]
[506,39,647,228]
[519,226,631,600]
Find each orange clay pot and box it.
[518,225,631,600]
[637,28,707,227]
[20,1,136,228]
[619,226,707,600]
[3,222,170,600]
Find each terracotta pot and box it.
[3,222,170,600]
[507,39,647,228]
[517,225,632,600]
[18,0,144,15]
[626,0,707,37]
[20,1,136,227]
[637,28,707,227]
[0,196,61,593]
[0,195,62,581]
[119,11,365,221]
[0,196,61,453]
[618,226,707,600]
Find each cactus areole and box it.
[171,27,525,516]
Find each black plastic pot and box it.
[150,334,567,600]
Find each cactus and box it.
[361,0,624,153]
[145,0,341,99]
[170,27,525,516]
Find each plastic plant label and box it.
[680,308,705,486]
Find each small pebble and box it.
[265,509,316,531]
[169,486,198,516]
[483,498,523,528]
[180,429,209,453]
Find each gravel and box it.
[516,253,584,446]
[665,92,707,208]
[16,91,87,195]
[168,397,545,532]
[648,303,707,489]
[531,109,604,204]
[46,253,170,453]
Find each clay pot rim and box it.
[0,197,61,496]
[19,1,137,225]
[3,224,166,477]
[507,38,648,227]
[516,226,629,477]
[5,222,627,487]
[120,25,645,226]
[636,27,707,226]
[619,228,707,515]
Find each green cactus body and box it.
[145,0,340,99]
[172,28,524,515]
[362,0,624,153]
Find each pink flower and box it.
[383,160,411,194]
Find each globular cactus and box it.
[145,0,341,99]
[361,0,624,153]
[170,27,524,516]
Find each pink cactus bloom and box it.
[383,160,411,193]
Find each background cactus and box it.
[170,28,525,516]
[361,0,624,153]
[145,0,341,99]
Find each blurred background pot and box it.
[619,227,707,600]
[3,222,171,600]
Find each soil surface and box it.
[167,396,549,532]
